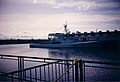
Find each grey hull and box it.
[29,41,102,48]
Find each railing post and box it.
[18,57,24,81]
[75,59,79,81]
[79,59,84,82]
[66,61,69,81]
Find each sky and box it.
[0,0,120,39]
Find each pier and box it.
[0,39,48,45]
[0,54,120,82]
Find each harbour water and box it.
[0,44,120,81]
[0,44,120,63]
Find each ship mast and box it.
[64,21,68,34]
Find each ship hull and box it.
[29,40,120,48]
[29,41,105,48]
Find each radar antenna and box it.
[64,21,68,34]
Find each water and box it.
[0,44,120,81]
[0,44,120,62]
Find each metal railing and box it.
[83,60,120,81]
[0,54,120,82]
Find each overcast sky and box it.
[0,0,120,39]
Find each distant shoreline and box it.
[0,39,49,45]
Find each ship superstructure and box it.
[30,23,120,48]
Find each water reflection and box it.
[49,48,120,63]
[0,44,119,63]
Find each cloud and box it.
[96,1,120,10]
[32,0,120,12]
[1,0,120,14]
[33,0,96,11]
[0,0,120,39]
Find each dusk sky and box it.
[0,0,120,39]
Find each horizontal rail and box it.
[1,54,120,65]
[0,57,57,63]
[0,54,73,61]
[85,65,120,70]
[83,60,120,66]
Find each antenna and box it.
[64,21,68,34]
